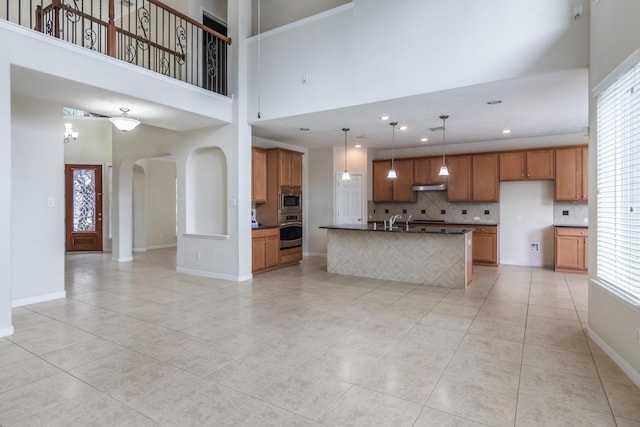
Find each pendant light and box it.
[387,121,398,179]
[438,115,450,176]
[341,128,351,180]
[109,108,140,132]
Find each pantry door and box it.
[337,173,363,224]
[65,165,103,252]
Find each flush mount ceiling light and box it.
[341,128,351,181]
[380,115,390,121]
[420,137,428,143]
[438,115,450,176]
[109,108,140,132]
[502,129,512,134]
[387,121,398,179]
[399,125,408,131]
[63,123,78,143]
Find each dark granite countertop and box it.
[554,224,589,228]
[368,220,499,226]
[320,224,473,235]
[252,224,279,230]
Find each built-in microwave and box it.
[281,191,302,213]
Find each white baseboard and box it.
[112,256,133,262]
[588,327,640,389]
[148,243,177,250]
[176,267,252,282]
[12,291,66,308]
[304,252,327,257]
[0,325,14,338]
[134,244,177,253]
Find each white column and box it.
[0,63,14,336]
[229,0,253,279]
[111,159,134,262]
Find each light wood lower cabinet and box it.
[280,246,302,265]
[252,228,280,274]
[472,225,499,266]
[554,227,588,273]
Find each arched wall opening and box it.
[133,157,177,252]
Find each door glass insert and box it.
[73,169,96,232]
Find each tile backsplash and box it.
[369,192,499,224]
[369,192,589,226]
[554,201,589,226]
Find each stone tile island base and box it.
[325,228,473,288]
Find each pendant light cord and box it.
[390,121,397,169]
[257,0,262,118]
[343,128,350,172]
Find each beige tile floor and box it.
[1,249,640,426]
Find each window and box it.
[595,50,640,305]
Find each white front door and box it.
[337,173,363,224]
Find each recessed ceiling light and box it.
[487,100,502,105]
[502,129,512,134]
[420,137,428,142]
[299,127,310,131]
[399,126,408,131]
[355,144,362,148]
[380,115,390,121]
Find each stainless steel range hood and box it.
[412,183,447,191]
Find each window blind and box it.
[596,55,640,304]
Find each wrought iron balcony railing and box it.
[3,0,231,96]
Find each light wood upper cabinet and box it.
[526,149,554,180]
[290,151,303,187]
[278,150,303,188]
[372,159,416,202]
[446,154,498,202]
[393,159,416,202]
[372,160,394,202]
[471,153,499,202]
[413,157,447,185]
[446,155,471,202]
[252,147,267,203]
[499,151,526,180]
[499,149,554,181]
[555,146,588,201]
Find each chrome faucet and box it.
[389,214,402,229]
[405,215,413,230]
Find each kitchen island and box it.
[320,224,474,288]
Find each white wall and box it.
[0,63,12,336]
[588,0,640,386]
[251,0,350,34]
[247,0,589,121]
[11,95,65,305]
[143,159,177,249]
[307,148,334,255]
[133,164,147,251]
[499,181,554,267]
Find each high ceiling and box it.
[251,67,589,152]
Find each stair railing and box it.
[5,0,231,95]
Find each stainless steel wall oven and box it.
[280,213,302,249]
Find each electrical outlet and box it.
[473,216,480,221]
[636,327,640,344]
[196,252,201,260]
